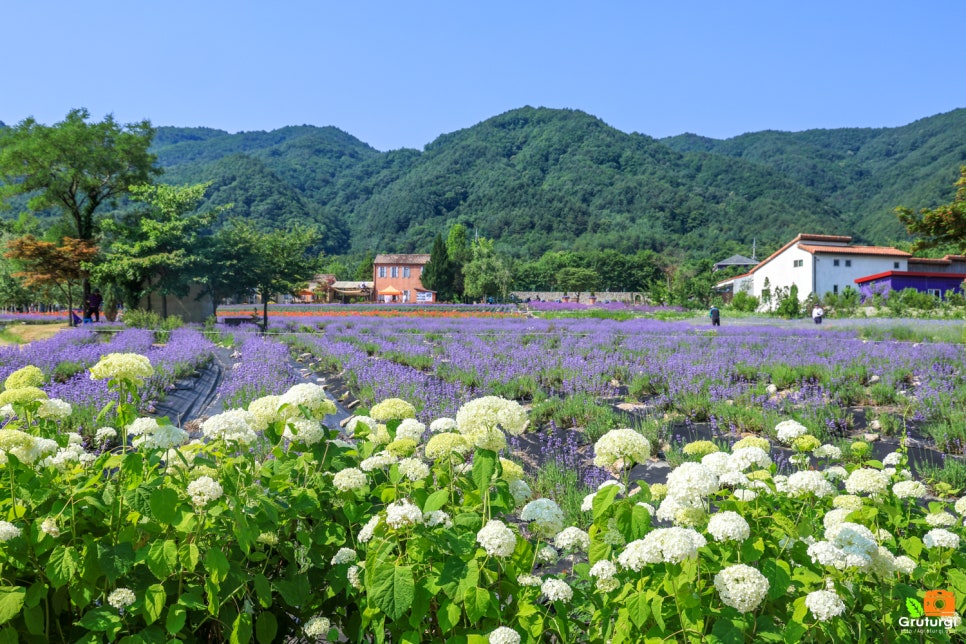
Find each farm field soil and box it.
[0,322,69,345]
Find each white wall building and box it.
[716,234,911,305]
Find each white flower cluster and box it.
[509,479,532,505]
[813,444,842,459]
[385,499,423,529]
[90,353,154,383]
[202,410,258,444]
[330,548,356,565]
[430,417,457,433]
[666,462,719,498]
[786,470,835,498]
[541,578,573,603]
[41,517,60,537]
[279,383,336,419]
[955,496,966,516]
[0,521,21,542]
[247,395,281,430]
[303,616,331,638]
[41,442,93,469]
[589,559,620,592]
[554,527,590,552]
[520,498,565,538]
[727,447,773,472]
[805,589,846,621]
[844,468,889,496]
[332,467,368,492]
[592,428,651,468]
[923,528,960,549]
[358,515,380,543]
[369,398,416,422]
[477,520,517,557]
[488,626,521,644]
[619,527,707,569]
[397,457,430,481]
[283,418,325,446]
[134,421,188,451]
[882,451,903,467]
[707,511,751,542]
[0,429,57,465]
[924,512,957,527]
[107,587,136,610]
[714,564,770,613]
[36,398,72,420]
[186,476,224,508]
[348,564,364,590]
[423,510,453,528]
[395,418,426,443]
[424,432,470,460]
[808,522,879,570]
[891,480,927,499]
[457,395,528,435]
[95,427,117,443]
[775,419,808,444]
[360,452,398,471]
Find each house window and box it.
[793,259,803,268]
[833,285,839,294]
[378,266,386,278]
[833,259,840,267]
[929,289,942,298]
[894,262,900,269]
[391,266,398,278]
[403,267,411,278]
[845,260,851,267]
[403,290,410,302]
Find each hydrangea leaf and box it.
[371,561,414,621]
[0,588,25,626]
[906,598,924,618]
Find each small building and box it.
[854,255,966,299]
[330,281,374,303]
[714,234,911,305]
[372,254,436,304]
[713,254,758,272]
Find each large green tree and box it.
[420,233,455,301]
[896,166,966,253]
[93,183,228,313]
[207,220,319,328]
[463,238,512,302]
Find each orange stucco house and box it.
[372,254,436,303]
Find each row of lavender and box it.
[276,315,964,445]
[0,326,216,429]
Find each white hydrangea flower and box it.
[430,417,457,433]
[822,509,852,531]
[786,470,835,498]
[347,415,378,436]
[0,521,21,541]
[333,468,367,492]
[107,587,137,610]
[807,541,848,568]
[348,563,364,590]
[303,616,331,637]
[201,410,258,444]
[488,626,521,644]
[423,510,453,528]
[925,512,957,527]
[823,466,848,481]
[733,488,758,502]
[517,573,542,586]
[331,548,356,565]
[134,422,188,451]
[665,462,719,500]
[775,419,808,443]
[832,495,864,511]
[36,398,72,420]
[729,447,772,472]
[593,428,651,468]
[719,471,750,488]
[714,564,769,612]
[477,520,517,557]
[283,418,325,446]
[395,418,426,443]
[805,589,846,621]
[186,476,223,507]
[707,511,751,542]
[520,499,565,538]
[247,395,281,431]
[424,432,470,460]
[813,444,842,459]
[509,479,532,505]
[456,396,528,439]
[369,398,416,422]
[385,499,423,529]
[553,527,590,552]
[955,496,966,516]
[90,353,153,383]
[589,559,617,580]
[882,452,903,467]
[618,527,706,569]
[40,517,60,537]
[397,457,430,481]
[279,383,336,419]
[581,491,596,513]
[127,417,159,437]
[892,480,927,499]
[923,528,960,549]
[894,555,916,574]
[0,431,58,465]
[536,545,558,563]
[358,515,380,543]
[94,427,117,443]
[541,578,573,603]
[844,468,889,496]
[360,451,397,471]
[869,546,897,578]
[701,451,733,476]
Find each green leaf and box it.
[150,487,180,525]
[146,540,179,580]
[906,597,924,618]
[230,611,252,644]
[761,559,791,600]
[253,574,272,608]
[592,483,620,522]
[463,586,491,623]
[205,549,230,586]
[422,489,449,514]
[472,449,497,495]
[255,612,278,644]
[78,607,122,632]
[165,604,187,635]
[651,594,665,632]
[370,561,415,621]
[711,618,745,644]
[179,543,200,572]
[45,546,79,588]
[0,588,25,625]
[97,542,136,584]
[437,599,462,634]
[143,584,165,625]
[626,591,650,629]
[274,574,310,607]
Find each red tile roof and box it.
[798,244,911,257]
[373,254,431,265]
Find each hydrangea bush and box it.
[0,353,962,642]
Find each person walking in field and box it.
[709,304,721,327]
[86,289,103,323]
[812,304,824,325]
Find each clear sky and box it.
[3,1,963,152]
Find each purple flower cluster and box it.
[215,330,301,408]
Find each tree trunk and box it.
[262,297,269,331]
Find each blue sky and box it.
[3,1,964,151]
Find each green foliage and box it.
[897,166,966,253]
[420,234,456,301]
[775,284,802,318]
[729,291,759,312]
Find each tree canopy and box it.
[896,166,966,253]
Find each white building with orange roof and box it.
[715,234,911,305]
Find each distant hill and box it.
[5,107,965,260]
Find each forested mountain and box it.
[662,108,966,242]
[4,107,964,260]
